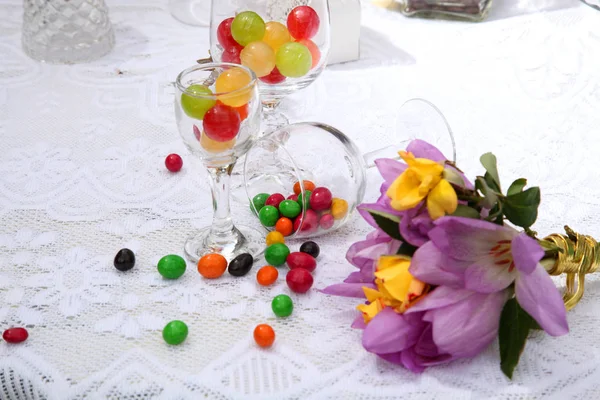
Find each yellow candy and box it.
[263,21,291,52]
[240,41,276,78]
[215,67,253,107]
[266,231,285,246]
[331,198,349,220]
[201,132,235,153]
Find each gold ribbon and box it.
[543,226,600,310]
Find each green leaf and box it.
[396,242,417,257]
[451,204,481,219]
[499,298,537,379]
[507,178,527,196]
[480,153,501,191]
[484,172,501,193]
[503,187,541,228]
[475,177,498,209]
[366,210,404,241]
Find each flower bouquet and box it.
[322,139,599,378]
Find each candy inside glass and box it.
[210,0,331,131]
[175,63,263,262]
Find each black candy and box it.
[228,253,254,277]
[114,248,135,271]
[300,241,320,259]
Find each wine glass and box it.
[169,0,211,26]
[209,0,331,131]
[175,63,263,262]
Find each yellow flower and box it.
[386,151,458,220]
[357,255,428,323]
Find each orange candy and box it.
[275,217,293,236]
[293,180,316,195]
[235,103,249,121]
[256,265,279,286]
[254,324,275,348]
[296,39,321,68]
[197,253,227,279]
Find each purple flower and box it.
[410,217,568,336]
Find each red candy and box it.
[286,268,313,293]
[165,153,183,172]
[287,194,298,201]
[286,251,316,272]
[222,46,242,64]
[3,327,28,343]
[203,103,241,142]
[310,187,332,211]
[293,209,318,233]
[260,67,286,84]
[319,213,334,230]
[218,18,243,51]
[287,6,320,40]
[266,193,285,208]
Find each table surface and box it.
[2,0,600,399]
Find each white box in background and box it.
[328,0,361,64]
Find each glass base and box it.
[184,225,264,263]
[262,110,289,134]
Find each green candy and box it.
[297,190,312,210]
[259,205,279,227]
[162,320,188,345]
[157,254,186,279]
[181,85,216,120]
[265,243,290,266]
[279,199,301,218]
[271,294,293,317]
[231,11,266,47]
[276,42,312,78]
[252,193,269,213]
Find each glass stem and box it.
[262,100,289,133]
[207,163,236,239]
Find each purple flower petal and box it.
[375,158,406,185]
[406,286,474,313]
[515,264,568,336]
[399,348,427,373]
[511,233,544,274]
[352,314,367,329]
[357,202,402,232]
[320,283,375,298]
[400,207,434,247]
[429,217,516,261]
[407,139,446,162]
[409,242,467,288]
[362,308,421,354]
[343,271,370,283]
[464,260,516,293]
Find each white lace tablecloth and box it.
[2,0,600,398]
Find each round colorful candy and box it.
[254,324,275,348]
[259,205,279,227]
[271,294,294,317]
[2,327,28,343]
[265,193,285,208]
[265,243,290,266]
[228,253,254,277]
[275,217,293,236]
[293,180,316,195]
[165,153,183,172]
[296,39,321,68]
[222,45,242,64]
[218,17,242,51]
[297,190,312,209]
[256,265,278,286]
[215,67,253,107]
[231,11,266,47]
[201,132,235,153]
[234,103,249,121]
[279,199,301,218]
[293,209,318,233]
[114,248,135,271]
[319,213,334,230]
[197,253,227,279]
[299,241,320,258]
[203,103,241,142]
[241,41,276,78]
[162,320,188,345]
[157,254,187,279]
[287,193,298,201]
[286,251,316,272]
[266,231,285,246]
[287,6,320,40]
[263,21,291,52]
[259,67,286,85]
[252,193,270,212]
[275,42,312,78]
[331,198,349,220]
[310,187,333,211]
[181,84,216,120]
[286,268,313,293]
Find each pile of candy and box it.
[252,180,348,236]
[180,66,253,153]
[217,6,321,84]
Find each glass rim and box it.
[175,63,257,98]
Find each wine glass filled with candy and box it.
[175,63,263,262]
[210,0,330,130]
